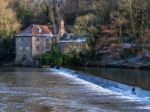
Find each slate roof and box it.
[16,24,55,37]
[60,33,86,43]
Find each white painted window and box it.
[26,47,30,50]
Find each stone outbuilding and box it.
[59,33,88,54]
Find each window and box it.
[20,47,23,50]
[37,38,39,41]
[27,57,29,61]
[19,38,23,42]
[26,47,30,50]
[47,38,51,41]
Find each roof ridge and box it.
[16,24,56,37]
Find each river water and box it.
[70,67,150,90]
[0,67,149,112]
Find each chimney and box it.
[56,19,65,43]
[59,19,65,36]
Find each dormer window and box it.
[36,25,42,33]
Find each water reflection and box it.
[71,67,150,90]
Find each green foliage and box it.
[0,0,20,38]
[39,52,52,66]
[14,0,32,28]
[0,0,150,64]
[52,48,63,66]
[38,48,73,66]
[0,38,15,63]
[72,13,98,56]
[115,0,150,40]
[72,13,97,35]
[63,54,73,66]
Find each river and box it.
[0,67,149,112]
[70,67,150,90]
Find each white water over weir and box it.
[49,68,150,105]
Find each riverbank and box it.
[1,54,150,71]
[1,62,150,71]
[82,60,150,70]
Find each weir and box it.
[49,67,150,104]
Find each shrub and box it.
[63,54,73,66]
[38,48,73,66]
[0,38,15,63]
[39,52,52,66]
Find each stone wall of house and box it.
[32,36,53,57]
[59,41,89,54]
[15,37,32,63]
[15,36,53,64]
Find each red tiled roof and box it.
[16,24,55,37]
[32,25,52,36]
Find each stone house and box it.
[15,24,55,64]
[15,20,88,64]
